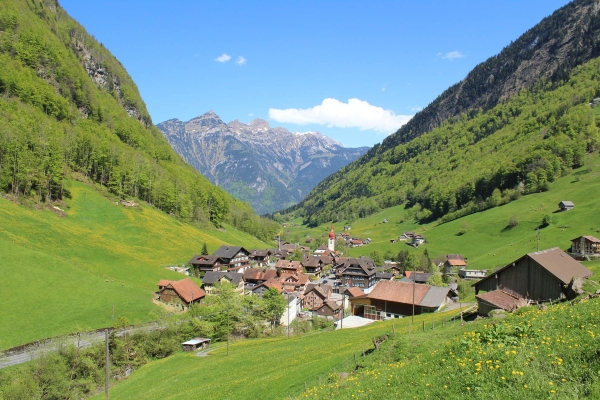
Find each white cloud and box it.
[215,53,231,63]
[441,51,465,60]
[411,106,423,112]
[236,56,247,65]
[248,112,254,117]
[269,98,412,132]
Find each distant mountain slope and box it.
[0,0,277,240]
[157,112,368,214]
[283,0,600,226]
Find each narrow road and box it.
[0,323,161,369]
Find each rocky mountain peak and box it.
[247,118,271,130]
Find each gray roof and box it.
[375,272,394,280]
[203,271,243,285]
[212,245,247,259]
[419,286,450,308]
[559,201,575,207]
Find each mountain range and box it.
[157,112,369,214]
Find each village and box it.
[156,219,600,349]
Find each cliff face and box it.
[157,112,369,214]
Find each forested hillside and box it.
[0,0,278,240]
[282,0,600,227]
[285,56,600,227]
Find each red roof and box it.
[367,280,430,304]
[159,278,205,303]
[446,259,466,266]
[345,286,366,298]
[476,290,524,311]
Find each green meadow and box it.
[0,180,267,350]
[287,155,600,271]
[93,310,462,400]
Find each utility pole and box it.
[105,329,110,400]
[340,292,345,329]
[412,265,416,323]
[226,296,230,356]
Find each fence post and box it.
[392,324,395,336]
[422,321,425,331]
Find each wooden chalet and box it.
[188,255,223,274]
[249,249,269,266]
[276,259,304,275]
[474,247,593,316]
[303,284,332,311]
[302,254,324,276]
[212,245,250,272]
[243,268,277,285]
[181,338,211,352]
[157,278,205,306]
[202,271,244,295]
[443,254,467,275]
[316,300,341,319]
[571,235,600,258]
[338,257,377,290]
[252,278,284,296]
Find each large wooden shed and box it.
[474,248,592,314]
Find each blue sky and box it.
[60,0,571,148]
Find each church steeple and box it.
[328,225,335,252]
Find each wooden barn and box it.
[157,278,205,306]
[181,338,211,352]
[474,247,592,315]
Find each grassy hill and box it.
[284,153,600,273]
[90,296,600,399]
[0,180,267,350]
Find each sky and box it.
[60,0,571,148]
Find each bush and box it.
[509,214,519,228]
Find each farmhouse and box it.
[202,271,244,295]
[571,235,600,258]
[474,247,593,316]
[303,284,332,311]
[243,268,277,285]
[412,235,425,247]
[188,255,223,273]
[443,254,466,275]
[212,245,250,272]
[157,278,205,306]
[302,254,324,275]
[350,280,453,320]
[248,249,269,266]
[316,300,341,319]
[276,259,304,275]
[558,201,575,211]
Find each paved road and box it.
[0,323,161,369]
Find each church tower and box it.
[328,225,335,252]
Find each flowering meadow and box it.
[302,297,600,399]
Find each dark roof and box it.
[203,271,243,285]
[399,273,432,283]
[559,201,575,207]
[159,278,205,303]
[321,300,341,312]
[303,255,322,268]
[249,249,269,257]
[340,257,376,277]
[476,290,523,311]
[475,247,593,288]
[212,245,247,259]
[375,272,394,280]
[188,255,220,265]
[243,268,277,282]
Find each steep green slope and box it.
[0,0,277,240]
[286,55,600,227]
[0,180,267,350]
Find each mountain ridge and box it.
[157,112,368,214]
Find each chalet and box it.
[248,250,269,266]
[280,243,299,252]
[559,201,575,211]
[474,247,593,316]
[279,273,310,293]
[344,225,351,231]
[412,235,426,247]
[188,255,223,274]
[181,338,211,352]
[303,284,332,311]
[571,236,600,258]
[302,254,324,276]
[338,257,377,290]
[157,278,205,306]
[276,259,303,275]
[317,300,341,319]
[252,278,284,296]
[267,248,289,260]
[443,254,467,275]
[202,271,244,295]
[349,239,364,248]
[350,280,453,320]
[314,244,329,255]
[375,272,394,283]
[243,268,277,285]
[212,245,250,272]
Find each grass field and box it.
[0,180,267,350]
[92,309,465,400]
[287,155,600,272]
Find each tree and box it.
[263,287,286,330]
[426,273,444,286]
[509,215,519,228]
[201,242,208,255]
[369,250,383,266]
[541,214,552,228]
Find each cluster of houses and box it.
[389,232,426,247]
